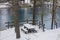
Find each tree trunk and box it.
[40,0,45,32]
[40,0,44,31]
[41,0,44,26]
[13,0,20,38]
[51,0,57,29]
[33,0,36,25]
[0,0,1,3]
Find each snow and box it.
[0,2,9,5]
[24,24,36,29]
[0,26,60,40]
[25,0,30,4]
[44,2,53,5]
[0,2,11,8]
[0,5,9,8]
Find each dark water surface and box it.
[0,5,60,31]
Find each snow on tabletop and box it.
[24,24,35,29]
[0,27,60,40]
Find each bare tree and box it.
[51,0,57,29]
[40,0,45,31]
[41,0,44,26]
[32,0,36,25]
[13,0,20,38]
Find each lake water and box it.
[0,5,60,31]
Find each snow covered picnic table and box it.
[0,27,60,40]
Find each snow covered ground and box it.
[0,27,60,40]
[0,2,11,8]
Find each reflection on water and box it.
[0,5,60,31]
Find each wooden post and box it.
[56,22,57,28]
[27,19,28,23]
[8,22,9,29]
[32,0,36,25]
[42,24,45,32]
[13,0,20,38]
[39,21,41,29]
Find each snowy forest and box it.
[0,0,60,40]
